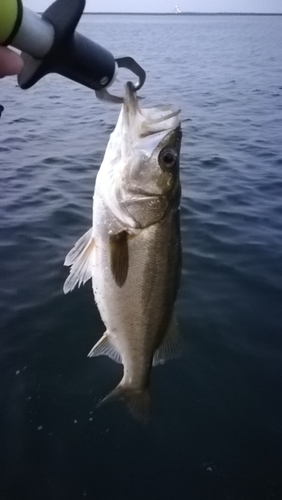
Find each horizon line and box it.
[83,11,282,15]
[38,11,282,16]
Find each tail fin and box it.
[97,384,150,423]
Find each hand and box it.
[0,46,23,78]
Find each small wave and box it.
[201,156,228,168]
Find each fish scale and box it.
[64,82,182,420]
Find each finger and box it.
[0,46,23,78]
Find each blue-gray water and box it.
[1,14,282,500]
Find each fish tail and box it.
[97,384,151,423]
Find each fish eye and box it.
[159,148,178,170]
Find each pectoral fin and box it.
[63,228,95,293]
[109,230,129,288]
[153,313,183,366]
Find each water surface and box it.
[1,14,282,500]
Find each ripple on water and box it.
[1,13,282,500]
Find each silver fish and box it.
[64,83,182,420]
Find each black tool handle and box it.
[18,0,116,91]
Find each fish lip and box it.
[123,82,181,135]
[124,81,139,113]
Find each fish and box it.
[63,82,182,420]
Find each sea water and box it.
[0,14,282,500]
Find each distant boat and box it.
[174,4,182,14]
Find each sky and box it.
[24,0,282,13]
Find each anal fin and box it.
[88,333,122,364]
[63,228,95,294]
[153,313,183,367]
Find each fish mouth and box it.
[124,81,139,113]
[124,82,181,131]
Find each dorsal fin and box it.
[153,313,183,366]
[63,228,95,293]
[109,230,129,287]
